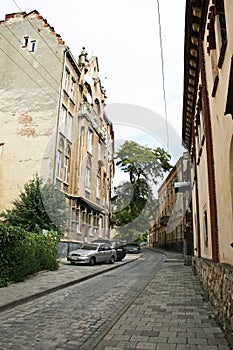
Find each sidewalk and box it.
[92,250,232,350]
[0,253,141,312]
[0,248,231,349]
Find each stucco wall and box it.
[0,12,64,211]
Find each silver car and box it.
[67,242,117,266]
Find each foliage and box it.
[0,223,60,287]
[112,141,172,240]
[0,174,69,235]
[115,141,172,185]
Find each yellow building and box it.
[148,153,191,255]
[182,0,233,336]
[0,11,114,244]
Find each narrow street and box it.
[0,250,164,349]
[0,249,231,350]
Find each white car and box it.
[67,242,117,266]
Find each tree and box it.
[0,175,69,234]
[115,141,172,185]
[111,141,172,241]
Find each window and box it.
[225,57,233,116]
[64,156,69,183]
[204,210,208,248]
[60,105,66,134]
[0,143,4,161]
[67,113,73,140]
[96,176,100,198]
[30,40,36,52]
[56,150,62,179]
[70,78,75,100]
[98,141,101,160]
[86,167,91,190]
[22,36,29,47]
[64,68,69,92]
[87,129,93,154]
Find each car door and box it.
[97,244,106,262]
[102,243,112,262]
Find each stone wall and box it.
[192,257,233,345]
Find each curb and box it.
[0,254,141,313]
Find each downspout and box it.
[52,45,70,184]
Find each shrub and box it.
[0,224,60,287]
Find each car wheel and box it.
[109,256,115,264]
[70,261,75,265]
[117,257,122,262]
[89,257,95,266]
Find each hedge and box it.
[0,224,60,287]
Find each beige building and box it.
[148,153,192,255]
[183,0,233,336]
[0,11,114,243]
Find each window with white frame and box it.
[87,129,93,155]
[96,176,100,198]
[67,113,73,141]
[60,105,66,134]
[30,40,36,52]
[64,68,69,92]
[98,141,101,160]
[70,78,75,100]
[86,167,91,190]
[64,156,69,183]
[56,150,62,179]
[22,36,29,47]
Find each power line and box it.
[3,23,61,88]
[0,47,59,103]
[0,30,61,97]
[12,0,64,65]
[156,0,169,151]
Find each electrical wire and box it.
[156,0,169,150]
[3,23,61,88]
[0,30,61,98]
[12,0,63,65]
[0,47,59,103]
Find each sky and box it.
[1,0,187,186]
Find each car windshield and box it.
[80,244,98,250]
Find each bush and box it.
[0,224,60,287]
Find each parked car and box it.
[67,242,117,266]
[92,239,127,261]
[126,242,141,254]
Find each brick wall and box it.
[192,257,233,345]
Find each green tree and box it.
[111,141,172,241]
[115,141,172,185]
[0,175,69,234]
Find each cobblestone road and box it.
[0,250,164,349]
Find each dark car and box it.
[126,242,141,254]
[92,239,127,261]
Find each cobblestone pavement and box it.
[0,253,141,312]
[94,257,232,350]
[0,250,164,349]
[0,248,231,350]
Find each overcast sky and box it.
[1,0,186,185]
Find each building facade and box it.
[183,0,233,336]
[0,11,114,244]
[148,153,192,256]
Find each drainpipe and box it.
[52,45,70,184]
